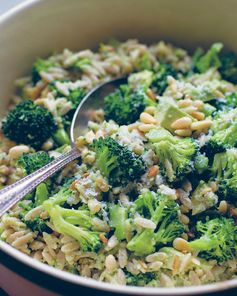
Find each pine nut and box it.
[180,214,190,225]
[96,176,109,192]
[138,123,155,133]
[85,130,96,144]
[218,200,228,214]
[148,165,159,177]
[191,120,212,131]
[105,254,117,272]
[171,117,192,130]
[191,111,205,121]
[193,100,204,110]
[173,238,192,252]
[145,106,156,115]
[174,129,192,137]
[140,112,156,124]
[9,145,30,160]
[177,99,192,108]
[146,89,156,101]
[230,207,237,217]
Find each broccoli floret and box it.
[193,154,209,175]
[134,52,152,71]
[109,204,128,240]
[91,137,146,186]
[219,52,237,84]
[104,84,148,125]
[19,202,52,234]
[32,58,55,84]
[152,63,178,95]
[209,92,237,112]
[18,151,53,175]
[191,181,218,215]
[43,187,102,252]
[128,70,153,89]
[2,100,57,148]
[126,271,156,286]
[193,43,223,73]
[146,128,198,182]
[206,108,237,153]
[212,149,237,201]
[190,217,237,262]
[193,43,237,83]
[127,191,184,255]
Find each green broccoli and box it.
[2,100,57,149]
[32,58,55,84]
[146,128,198,182]
[206,108,237,153]
[152,63,178,95]
[193,43,237,84]
[191,181,218,215]
[18,202,52,234]
[109,204,128,240]
[134,52,152,71]
[209,92,237,111]
[126,271,156,286]
[190,217,237,262]
[18,151,53,175]
[193,154,209,175]
[127,191,184,255]
[212,149,237,201]
[43,187,102,252]
[91,137,146,186]
[219,52,237,84]
[193,43,223,73]
[104,84,148,125]
[128,70,153,89]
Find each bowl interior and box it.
[0,0,237,117]
[1,0,237,294]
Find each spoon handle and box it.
[0,147,80,216]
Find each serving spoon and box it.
[0,77,126,216]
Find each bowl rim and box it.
[0,0,237,294]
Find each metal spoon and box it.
[0,77,126,216]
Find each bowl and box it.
[0,0,237,295]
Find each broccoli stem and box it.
[35,183,49,206]
[53,128,70,145]
[109,204,128,240]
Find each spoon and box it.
[0,77,126,216]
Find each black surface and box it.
[1,249,237,296]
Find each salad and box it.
[0,40,237,287]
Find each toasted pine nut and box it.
[173,238,192,253]
[171,117,192,130]
[218,200,228,214]
[9,145,30,160]
[99,233,108,244]
[105,254,117,272]
[191,111,205,121]
[209,181,217,192]
[191,120,212,131]
[140,112,156,124]
[182,106,198,114]
[145,106,156,115]
[146,89,156,101]
[96,177,110,192]
[177,99,192,108]
[174,129,192,137]
[148,165,159,177]
[193,100,204,110]
[230,207,237,217]
[180,214,190,225]
[138,123,155,133]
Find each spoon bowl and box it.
[0,77,126,216]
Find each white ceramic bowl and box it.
[1,0,237,295]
